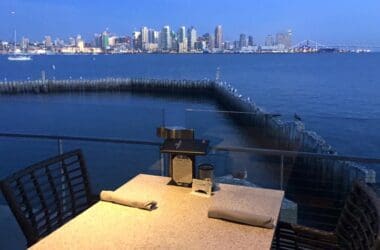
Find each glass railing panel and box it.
[61,140,162,193]
[0,99,165,141]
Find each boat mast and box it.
[14,30,17,52]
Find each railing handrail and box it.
[1,132,379,164]
[212,146,380,164]
[186,108,281,117]
[0,133,161,147]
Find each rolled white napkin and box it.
[208,206,274,229]
[100,190,157,210]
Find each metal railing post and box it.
[57,138,66,210]
[160,153,165,176]
[57,138,63,155]
[280,155,284,190]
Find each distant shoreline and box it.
[1,51,376,56]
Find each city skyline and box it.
[1,24,302,55]
[1,0,380,46]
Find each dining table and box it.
[29,174,284,250]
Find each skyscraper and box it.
[160,26,171,51]
[101,31,110,50]
[248,36,254,46]
[44,36,52,48]
[132,31,141,50]
[239,34,247,49]
[214,25,223,49]
[178,26,186,43]
[94,34,102,48]
[275,30,292,49]
[148,29,158,44]
[187,26,197,51]
[265,35,274,46]
[177,26,187,53]
[141,26,149,50]
[21,37,29,51]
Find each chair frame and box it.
[0,149,98,247]
[272,181,380,250]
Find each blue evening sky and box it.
[1,0,379,45]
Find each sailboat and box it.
[8,30,32,61]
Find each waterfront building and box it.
[224,41,232,50]
[101,31,110,51]
[93,34,102,48]
[132,31,141,51]
[233,40,240,50]
[187,26,197,51]
[265,35,274,46]
[21,37,29,51]
[68,37,76,46]
[177,26,188,53]
[160,26,171,51]
[44,36,52,49]
[76,35,85,51]
[214,25,223,49]
[141,26,149,50]
[239,33,248,49]
[148,29,159,44]
[108,36,117,47]
[201,33,214,51]
[248,36,254,46]
[75,35,82,46]
[275,30,292,49]
[195,40,206,51]
[153,31,160,44]
[170,30,178,51]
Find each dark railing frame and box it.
[1,132,379,189]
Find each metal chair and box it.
[272,181,380,250]
[0,149,99,247]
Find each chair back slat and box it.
[335,181,380,250]
[0,149,95,247]
[44,165,64,226]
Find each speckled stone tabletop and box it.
[30,174,284,250]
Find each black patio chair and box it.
[272,181,380,250]
[0,149,99,247]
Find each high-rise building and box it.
[224,41,232,50]
[160,26,171,51]
[239,34,247,49]
[275,30,292,49]
[214,25,223,49]
[21,37,29,51]
[132,31,141,50]
[76,35,85,50]
[177,26,187,53]
[141,26,149,50]
[148,29,159,44]
[153,31,160,44]
[108,36,117,47]
[94,34,102,48]
[248,36,254,46]
[101,31,110,50]
[265,35,274,46]
[199,33,212,51]
[187,26,197,51]
[44,36,52,48]
[178,26,186,43]
[68,37,76,46]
